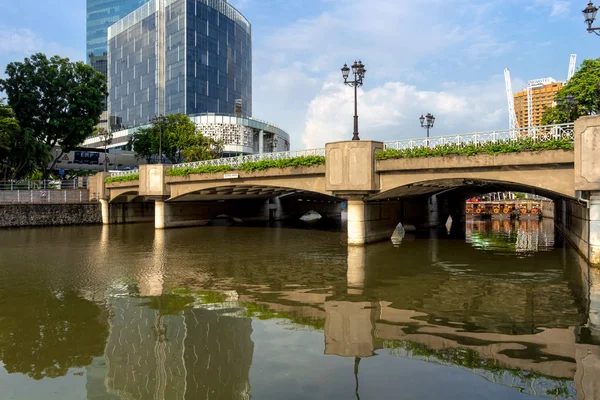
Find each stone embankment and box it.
[0,203,101,228]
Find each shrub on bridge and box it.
[105,174,140,183]
[239,155,326,172]
[166,165,232,176]
[166,155,326,176]
[375,137,573,160]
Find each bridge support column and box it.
[155,201,168,230]
[347,200,367,246]
[100,199,110,225]
[575,116,600,266]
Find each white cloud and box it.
[0,27,84,62]
[252,0,522,149]
[302,76,511,149]
[530,0,571,18]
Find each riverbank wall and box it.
[0,203,101,228]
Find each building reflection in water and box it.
[96,291,254,400]
[466,218,555,254]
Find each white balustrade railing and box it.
[110,123,575,176]
[172,148,326,170]
[110,169,139,178]
[383,123,575,150]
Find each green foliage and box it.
[0,289,108,380]
[375,138,573,161]
[166,165,232,176]
[0,100,50,180]
[166,155,326,177]
[241,302,325,330]
[0,53,108,178]
[541,58,600,124]
[238,155,325,172]
[105,174,139,184]
[128,113,222,164]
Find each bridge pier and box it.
[100,199,109,225]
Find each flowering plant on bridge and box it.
[376,137,573,161]
[105,174,140,184]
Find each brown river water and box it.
[0,218,598,399]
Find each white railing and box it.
[110,169,139,178]
[0,179,87,190]
[172,148,326,170]
[384,123,575,150]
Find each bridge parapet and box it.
[384,123,574,150]
[171,148,325,171]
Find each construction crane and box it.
[504,68,519,130]
[505,54,577,130]
[567,54,577,81]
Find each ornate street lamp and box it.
[419,113,435,139]
[583,2,600,35]
[341,60,366,140]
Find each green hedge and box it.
[166,155,326,177]
[376,138,574,161]
[105,174,139,183]
[166,165,232,176]
[239,155,325,172]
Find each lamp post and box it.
[583,2,600,35]
[99,129,113,172]
[151,115,165,164]
[419,113,435,139]
[341,60,366,141]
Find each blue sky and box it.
[0,0,598,149]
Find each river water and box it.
[0,218,598,400]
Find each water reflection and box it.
[0,221,598,399]
[466,218,555,254]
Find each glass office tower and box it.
[87,0,150,69]
[107,0,252,128]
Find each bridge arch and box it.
[166,176,330,202]
[370,177,575,203]
[110,189,139,203]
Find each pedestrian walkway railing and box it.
[110,169,140,178]
[0,179,90,204]
[171,148,326,171]
[384,123,575,150]
[0,179,88,191]
[108,123,576,177]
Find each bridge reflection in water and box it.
[0,220,599,399]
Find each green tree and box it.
[0,100,50,180]
[129,113,222,164]
[0,53,108,178]
[541,58,600,124]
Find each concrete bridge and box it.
[91,117,600,265]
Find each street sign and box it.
[224,173,239,179]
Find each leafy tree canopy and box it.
[541,58,600,124]
[129,113,223,164]
[0,53,107,177]
[0,100,50,180]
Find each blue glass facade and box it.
[108,0,252,128]
[87,0,150,64]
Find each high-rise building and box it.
[84,0,289,157]
[514,78,563,128]
[86,0,150,68]
[107,0,252,128]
